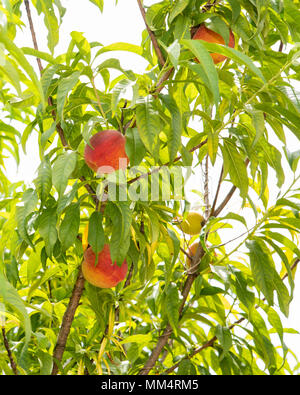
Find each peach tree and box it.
[0,0,300,375]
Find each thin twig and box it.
[210,165,223,217]
[155,67,175,94]
[24,0,43,74]
[201,0,222,12]
[1,327,18,375]
[203,154,210,220]
[136,0,166,66]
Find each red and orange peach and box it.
[82,244,128,288]
[192,24,235,64]
[84,130,129,174]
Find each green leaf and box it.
[200,286,225,296]
[40,122,56,151]
[221,139,249,199]
[125,127,146,167]
[262,231,300,259]
[284,148,300,172]
[177,359,197,375]
[16,189,38,248]
[35,157,52,205]
[105,201,132,265]
[0,58,22,95]
[250,109,265,149]
[166,40,181,68]
[88,211,105,256]
[111,78,134,115]
[96,58,135,81]
[246,238,290,313]
[56,71,81,121]
[135,98,161,160]
[0,29,46,108]
[146,2,168,31]
[37,351,53,375]
[169,0,189,24]
[38,0,59,52]
[41,64,61,97]
[0,273,32,349]
[215,325,232,359]
[21,47,59,65]
[38,208,58,257]
[121,334,152,345]
[26,243,42,282]
[262,236,294,297]
[232,268,255,311]
[254,103,300,140]
[159,94,182,162]
[247,238,275,305]
[207,125,219,165]
[198,41,266,82]
[181,39,220,107]
[89,0,104,12]
[57,182,79,215]
[59,202,80,251]
[52,152,77,196]
[95,42,143,58]
[165,282,180,335]
[258,140,284,188]
[267,307,287,357]
[70,31,91,63]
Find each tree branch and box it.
[201,0,222,12]
[24,0,43,75]
[139,246,206,375]
[51,267,85,375]
[136,0,166,66]
[1,327,18,375]
[203,154,210,220]
[210,165,223,217]
[164,258,300,374]
[139,153,250,374]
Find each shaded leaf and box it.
[52,152,77,196]
[181,39,220,107]
[59,202,80,251]
[38,208,58,257]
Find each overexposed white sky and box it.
[4,0,300,371]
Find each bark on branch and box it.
[136,0,166,66]
[1,327,18,375]
[51,267,85,375]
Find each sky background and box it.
[4,0,300,370]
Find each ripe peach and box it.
[84,130,129,174]
[177,212,204,236]
[192,24,235,64]
[82,244,128,288]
